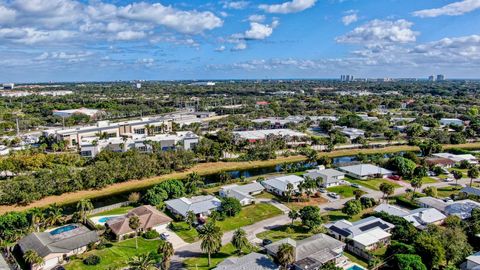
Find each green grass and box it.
[322,209,371,223]
[216,203,283,231]
[326,185,359,198]
[344,251,369,268]
[171,203,283,243]
[436,186,462,198]
[88,206,134,218]
[256,223,313,242]
[346,178,401,191]
[65,238,162,270]
[420,177,438,184]
[183,243,250,270]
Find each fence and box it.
[89,201,130,215]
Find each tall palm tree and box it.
[157,240,174,270]
[185,172,204,194]
[29,207,44,232]
[23,250,44,269]
[277,243,295,270]
[198,222,223,267]
[76,199,94,224]
[231,228,249,254]
[45,204,63,226]
[468,167,479,187]
[129,215,141,249]
[127,252,156,270]
[452,170,463,186]
[410,177,423,200]
[285,183,294,203]
[288,210,299,225]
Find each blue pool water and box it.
[50,224,78,235]
[99,217,114,223]
[347,265,364,270]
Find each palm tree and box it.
[23,250,44,269]
[285,183,294,203]
[45,204,63,226]
[76,199,94,224]
[231,228,249,254]
[129,215,141,249]
[379,183,394,203]
[29,207,44,232]
[288,210,299,225]
[145,124,155,136]
[452,170,463,186]
[157,240,174,270]
[185,211,196,229]
[468,167,479,187]
[198,222,223,267]
[277,243,295,270]
[127,252,156,270]
[185,172,204,194]
[410,177,423,200]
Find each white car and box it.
[328,192,340,199]
[444,178,454,182]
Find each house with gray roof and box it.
[261,175,304,196]
[219,182,264,205]
[264,234,346,270]
[374,204,446,230]
[214,252,279,270]
[304,169,345,187]
[17,223,99,270]
[417,197,480,219]
[461,186,480,197]
[338,164,393,180]
[465,251,480,270]
[325,217,394,259]
[165,195,221,218]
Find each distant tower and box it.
[436,74,445,81]
[428,75,435,82]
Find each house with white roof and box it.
[232,129,309,146]
[303,169,345,187]
[374,204,446,230]
[440,118,463,126]
[417,197,480,219]
[339,127,365,140]
[264,234,346,270]
[325,217,394,259]
[165,195,221,219]
[432,153,478,165]
[465,251,480,270]
[214,252,279,270]
[338,164,393,180]
[219,182,264,205]
[261,175,304,196]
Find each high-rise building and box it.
[340,75,354,82]
[428,75,435,81]
[437,74,445,81]
[2,83,14,90]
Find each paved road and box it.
[170,178,474,269]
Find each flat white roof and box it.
[232,129,307,140]
[352,228,391,247]
[339,164,392,176]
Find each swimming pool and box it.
[99,216,115,223]
[347,265,364,270]
[50,224,78,235]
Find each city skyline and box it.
[1,0,480,82]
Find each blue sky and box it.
[0,0,479,82]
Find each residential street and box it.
[170,177,474,269]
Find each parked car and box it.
[351,183,361,188]
[319,188,327,193]
[160,233,169,240]
[262,239,273,246]
[388,175,401,181]
[444,178,454,182]
[328,192,340,199]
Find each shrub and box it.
[143,230,160,239]
[83,255,101,266]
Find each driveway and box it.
[155,228,188,249]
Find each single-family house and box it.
[261,175,304,196]
[165,195,221,218]
[232,129,310,146]
[339,127,365,140]
[264,234,346,270]
[432,153,478,165]
[325,217,394,259]
[440,118,463,126]
[303,169,345,187]
[425,157,456,168]
[219,182,264,205]
[214,252,279,270]
[374,204,446,230]
[17,224,99,270]
[465,251,480,270]
[461,186,480,197]
[417,197,480,219]
[338,164,393,180]
[106,205,172,240]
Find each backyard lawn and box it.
[256,223,313,242]
[346,178,401,191]
[327,185,359,198]
[284,195,328,211]
[436,186,462,197]
[183,243,252,270]
[171,203,283,242]
[344,251,369,268]
[88,206,134,218]
[65,238,161,270]
[322,209,371,223]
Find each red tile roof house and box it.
[106,205,172,240]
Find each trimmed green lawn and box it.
[326,185,359,198]
[89,206,134,218]
[171,203,283,243]
[420,177,438,184]
[65,238,161,270]
[344,251,369,268]
[346,178,401,191]
[322,209,371,223]
[183,243,249,270]
[256,223,313,242]
[437,186,462,198]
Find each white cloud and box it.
[115,30,146,41]
[232,42,247,51]
[411,35,480,60]
[0,27,75,44]
[259,0,316,14]
[342,11,358,26]
[248,14,266,22]
[222,1,249,10]
[336,19,418,44]
[413,0,480,18]
[0,5,16,24]
[215,45,226,52]
[244,20,278,40]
